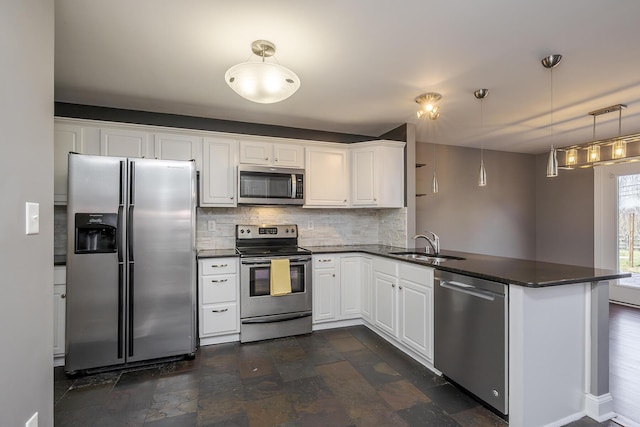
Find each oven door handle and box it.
[241,312,312,324]
[242,256,311,265]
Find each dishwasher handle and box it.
[439,280,501,301]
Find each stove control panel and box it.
[236,224,298,239]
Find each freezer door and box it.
[65,154,127,372]
[127,158,196,362]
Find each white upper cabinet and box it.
[239,140,304,168]
[351,140,405,208]
[54,124,83,204]
[154,133,202,169]
[201,137,237,207]
[100,128,152,158]
[305,145,349,207]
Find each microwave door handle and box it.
[291,174,296,199]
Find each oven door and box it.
[240,255,312,319]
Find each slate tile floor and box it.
[54,326,615,426]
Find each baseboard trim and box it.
[585,393,615,422]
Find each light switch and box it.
[25,202,39,235]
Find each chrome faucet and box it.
[412,231,440,255]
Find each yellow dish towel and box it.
[270,259,292,296]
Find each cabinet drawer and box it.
[201,274,237,304]
[201,258,237,275]
[201,303,238,336]
[313,255,336,268]
[374,257,397,276]
[399,263,434,287]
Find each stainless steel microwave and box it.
[238,165,304,205]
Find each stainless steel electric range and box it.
[236,224,312,343]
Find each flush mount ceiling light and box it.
[542,54,563,178]
[225,40,301,104]
[415,93,441,120]
[474,89,489,187]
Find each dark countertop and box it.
[197,249,239,259]
[300,245,630,288]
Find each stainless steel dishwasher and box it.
[434,270,508,415]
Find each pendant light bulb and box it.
[432,172,439,194]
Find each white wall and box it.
[0,1,54,426]
[416,142,536,259]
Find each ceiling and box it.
[55,0,640,154]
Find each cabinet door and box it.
[54,124,83,204]
[373,271,397,335]
[100,128,151,158]
[239,140,271,165]
[351,148,377,206]
[53,285,66,357]
[340,256,361,318]
[201,137,237,206]
[375,144,404,207]
[154,133,202,169]
[360,257,373,321]
[305,147,349,207]
[273,143,304,168]
[398,278,432,358]
[313,268,337,322]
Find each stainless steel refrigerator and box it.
[65,153,196,373]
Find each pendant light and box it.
[587,115,600,162]
[613,108,627,159]
[474,89,489,187]
[432,143,439,194]
[225,40,300,104]
[542,54,562,178]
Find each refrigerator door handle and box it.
[128,262,134,357]
[129,161,135,205]
[127,205,134,262]
[118,263,125,359]
[119,161,125,205]
[117,206,124,263]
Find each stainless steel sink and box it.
[389,252,466,262]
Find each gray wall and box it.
[535,153,594,267]
[0,1,54,426]
[416,142,536,259]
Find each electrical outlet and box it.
[308,220,314,230]
[26,412,38,427]
[207,220,216,232]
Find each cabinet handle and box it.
[392,284,396,288]
[374,198,377,201]
[211,264,228,268]
[399,286,403,289]
[275,158,279,161]
[319,259,331,263]
[265,157,269,161]
[212,308,229,313]
[230,196,234,200]
[61,294,66,299]
[343,199,347,202]
[210,279,228,283]
[332,274,335,277]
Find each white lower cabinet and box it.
[198,258,239,344]
[360,257,373,321]
[53,284,66,359]
[312,254,364,327]
[371,256,434,362]
[398,263,434,360]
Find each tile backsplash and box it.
[53,205,408,255]
[196,206,407,249]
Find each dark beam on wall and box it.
[378,124,407,142]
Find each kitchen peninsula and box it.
[200,244,628,427]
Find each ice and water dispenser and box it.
[74,213,118,253]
